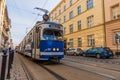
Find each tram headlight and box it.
[53,48,56,51]
[57,48,59,51]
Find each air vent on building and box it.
[5,28,9,32]
[113,16,116,19]
[113,15,120,19]
[117,15,120,18]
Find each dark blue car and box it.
[83,47,114,58]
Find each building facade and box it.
[0,0,6,49]
[105,0,120,54]
[0,0,11,50]
[50,0,105,50]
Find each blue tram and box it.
[19,15,64,62]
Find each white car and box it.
[66,48,83,56]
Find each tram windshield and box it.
[43,29,63,40]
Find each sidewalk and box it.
[0,52,3,56]
[6,53,30,80]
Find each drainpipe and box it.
[102,0,107,47]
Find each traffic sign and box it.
[115,33,119,40]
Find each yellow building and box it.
[0,0,6,49]
[50,0,106,50]
[0,0,11,50]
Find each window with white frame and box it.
[55,13,57,18]
[70,0,72,6]
[78,37,82,47]
[87,0,93,9]
[69,39,73,47]
[64,16,66,22]
[87,15,94,28]
[64,5,66,11]
[78,20,81,30]
[69,24,73,33]
[87,35,95,46]
[78,6,81,15]
[112,5,120,20]
[69,11,73,19]
[59,18,61,23]
[59,9,61,15]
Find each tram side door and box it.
[32,27,41,59]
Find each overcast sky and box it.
[6,0,61,46]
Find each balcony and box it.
[2,27,9,38]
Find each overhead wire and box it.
[8,5,34,14]
[11,21,31,27]
[28,0,49,27]
[22,0,49,36]
[10,0,49,36]
[8,5,44,18]
[10,0,44,34]
[29,0,48,28]
[13,0,24,16]
[42,0,48,8]
[24,0,49,38]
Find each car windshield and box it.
[104,47,110,50]
[95,47,111,51]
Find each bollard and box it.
[6,50,12,79]
[11,50,14,64]
[0,49,8,80]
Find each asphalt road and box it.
[62,56,120,80]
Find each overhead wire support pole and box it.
[34,7,49,15]
[34,7,50,21]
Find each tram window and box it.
[54,31,62,36]
[44,30,53,35]
[54,31,63,40]
[43,29,63,40]
[43,30,55,40]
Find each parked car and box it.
[82,47,114,58]
[66,48,83,56]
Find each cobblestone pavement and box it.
[6,53,30,80]
[0,52,3,56]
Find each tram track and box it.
[19,55,34,80]
[35,61,67,80]
[63,58,120,72]
[41,63,110,80]
[40,64,67,80]
[62,58,120,80]
[18,53,114,80]
[61,61,117,80]
[18,54,66,80]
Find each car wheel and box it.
[73,53,75,56]
[83,54,86,57]
[96,54,101,59]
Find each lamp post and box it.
[0,36,8,80]
[102,0,107,47]
[115,33,119,57]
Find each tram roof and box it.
[36,21,62,25]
